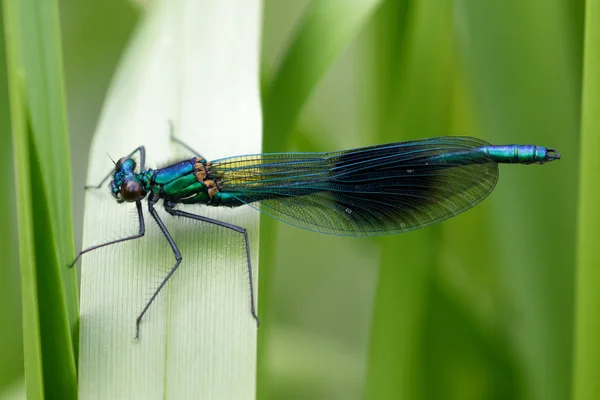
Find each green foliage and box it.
[0,4,22,392]
[3,0,78,397]
[365,2,454,398]
[262,0,383,152]
[573,0,600,398]
[259,1,580,399]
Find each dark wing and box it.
[210,136,498,236]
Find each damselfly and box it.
[71,135,560,338]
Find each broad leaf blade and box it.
[573,0,600,398]
[78,0,262,398]
[4,0,78,397]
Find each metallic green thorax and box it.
[110,156,242,206]
[152,158,209,203]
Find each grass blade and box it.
[4,0,78,396]
[457,2,579,398]
[573,1,600,398]
[365,1,454,398]
[0,2,23,392]
[77,0,262,397]
[262,0,383,150]
[258,1,384,397]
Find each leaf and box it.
[77,0,263,398]
[262,0,383,151]
[4,0,78,397]
[573,1,600,398]
[0,2,23,391]
[257,1,384,397]
[457,1,579,399]
[365,1,455,398]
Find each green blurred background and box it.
[1,0,582,399]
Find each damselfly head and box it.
[109,157,146,203]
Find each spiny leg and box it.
[164,204,260,328]
[85,145,146,190]
[167,120,205,159]
[69,200,145,268]
[136,198,183,339]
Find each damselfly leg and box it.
[69,200,145,268]
[72,134,259,339]
[163,202,259,328]
[168,120,205,159]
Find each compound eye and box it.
[121,181,142,202]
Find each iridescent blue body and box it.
[76,136,560,338]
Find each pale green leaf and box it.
[78,0,262,398]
